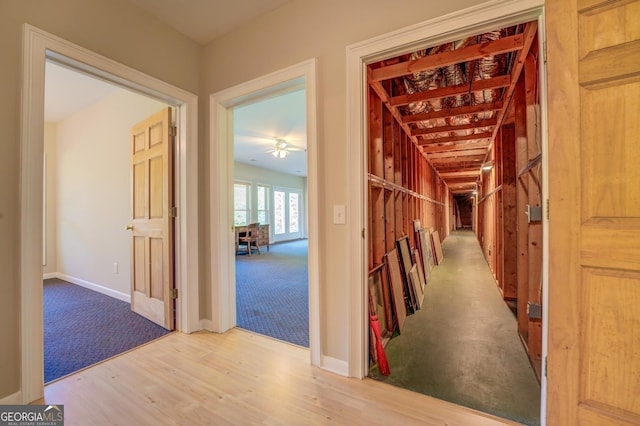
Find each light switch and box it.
[333,205,346,225]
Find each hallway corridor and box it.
[370,230,541,425]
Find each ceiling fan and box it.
[267,138,305,159]
[271,138,290,158]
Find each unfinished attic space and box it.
[367,21,543,425]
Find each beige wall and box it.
[0,0,200,400]
[1,0,486,400]
[201,0,484,362]
[44,122,58,276]
[50,90,168,297]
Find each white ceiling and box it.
[43,0,306,176]
[127,0,292,45]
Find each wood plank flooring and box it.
[38,329,521,425]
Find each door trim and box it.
[209,59,320,368]
[20,24,199,403]
[345,0,548,421]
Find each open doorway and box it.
[232,89,310,347]
[20,24,198,403]
[42,61,175,382]
[209,59,321,367]
[347,5,546,426]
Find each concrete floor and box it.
[370,230,541,426]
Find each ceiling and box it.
[127,0,292,45]
[367,21,538,194]
[45,65,306,178]
[44,0,306,176]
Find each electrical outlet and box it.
[113,262,119,274]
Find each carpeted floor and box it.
[235,239,309,347]
[44,278,171,383]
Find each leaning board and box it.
[431,230,444,265]
[385,248,407,334]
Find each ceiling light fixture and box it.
[272,139,289,159]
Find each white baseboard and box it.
[0,390,22,405]
[44,273,130,303]
[320,355,349,377]
[42,272,57,280]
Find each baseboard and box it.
[320,355,349,377]
[199,319,214,331]
[0,390,22,405]
[42,272,57,280]
[44,273,131,303]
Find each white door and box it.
[273,187,302,242]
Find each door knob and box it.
[126,224,134,231]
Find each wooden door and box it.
[130,108,175,330]
[547,0,640,424]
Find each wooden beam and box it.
[403,102,503,123]
[489,21,539,147]
[440,170,480,178]
[371,34,525,82]
[422,141,490,153]
[419,131,493,145]
[426,148,487,158]
[390,75,511,107]
[412,119,497,136]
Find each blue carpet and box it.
[236,239,309,347]
[44,278,171,383]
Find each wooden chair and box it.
[238,223,261,256]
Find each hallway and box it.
[370,231,541,425]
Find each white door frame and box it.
[346,0,548,421]
[20,24,199,403]
[209,59,320,367]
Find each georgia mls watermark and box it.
[0,405,64,426]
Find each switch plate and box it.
[333,205,346,225]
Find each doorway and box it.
[231,89,310,347]
[345,1,548,423]
[209,59,321,366]
[42,61,176,382]
[20,24,198,403]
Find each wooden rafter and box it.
[371,34,525,82]
[422,141,490,153]
[427,150,487,159]
[403,102,503,123]
[390,75,511,107]
[440,170,480,178]
[419,131,493,145]
[412,118,497,136]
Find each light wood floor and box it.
[38,329,521,425]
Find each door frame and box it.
[345,0,549,421]
[209,59,321,367]
[20,24,199,403]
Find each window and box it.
[257,184,270,224]
[234,182,250,226]
[273,187,302,241]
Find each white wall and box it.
[52,89,169,298]
[234,162,308,239]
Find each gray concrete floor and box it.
[370,230,541,426]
